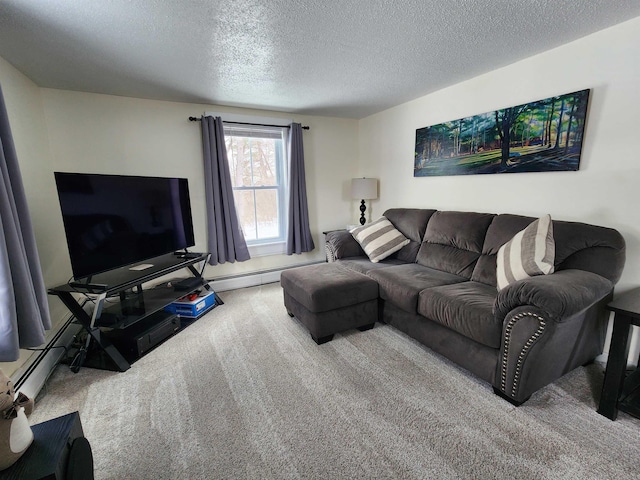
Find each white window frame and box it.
[207,113,292,257]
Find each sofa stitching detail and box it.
[501,312,546,398]
[512,318,546,397]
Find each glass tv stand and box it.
[49,252,219,372]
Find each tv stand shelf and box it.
[95,277,208,330]
[49,252,218,372]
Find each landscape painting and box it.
[414,89,590,177]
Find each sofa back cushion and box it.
[416,211,495,278]
[471,214,626,286]
[383,208,436,263]
[472,214,535,286]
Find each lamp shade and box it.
[351,178,378,200]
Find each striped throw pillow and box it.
[350,217,410,263]
[496,215,555,291]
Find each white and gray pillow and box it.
[496,214,555,290]
[350,217,410,263]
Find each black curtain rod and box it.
[188,116,309,130]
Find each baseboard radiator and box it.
[206,261,322,292]
[13,318,81,401]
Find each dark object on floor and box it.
[0,411,93,480]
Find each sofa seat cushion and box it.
[337,257,407,275]
[280,263,378,313]
[417,281,500,348]
[367,264,466,314]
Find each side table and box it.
[597,287,640,420]
[0,412,93,479]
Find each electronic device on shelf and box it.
[105,311,181,359]
[172,277,204,291]
[54,172,196,282]
[173,250,203,259]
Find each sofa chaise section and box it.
[281,263,379,344]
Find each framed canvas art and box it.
[414,89,590,177]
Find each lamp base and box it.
[359,200,366,225]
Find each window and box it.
[224,124,288,251]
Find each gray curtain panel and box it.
[286,123,315,255]
[0,83,51,361]
[201,116,250,265]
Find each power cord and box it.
[26,345,68,354]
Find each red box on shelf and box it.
[164,290,216,318]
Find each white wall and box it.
[358,17,640,360]
[39,89,359,279]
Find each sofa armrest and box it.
[494,269,613,323]
[325,230,365,261]
[494,269,613,404]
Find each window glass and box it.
[232,189,257,241]
[255,189,279,239]
[224,124,287,245]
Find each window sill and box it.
[248,241,287,257]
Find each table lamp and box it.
[351,178,378,225]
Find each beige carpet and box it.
[30,282,640,479]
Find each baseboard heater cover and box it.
[14,319,81,400]
[208,261,323,292]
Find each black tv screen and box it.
[54,172,195,279]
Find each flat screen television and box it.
[54,172,196,280]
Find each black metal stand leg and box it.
[201,280,224,305]
[597,315,632,420]
[213,292,224,305]
[57,292,131,372]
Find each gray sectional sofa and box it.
[320,208,625,405]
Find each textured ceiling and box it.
[0,1,639,118]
